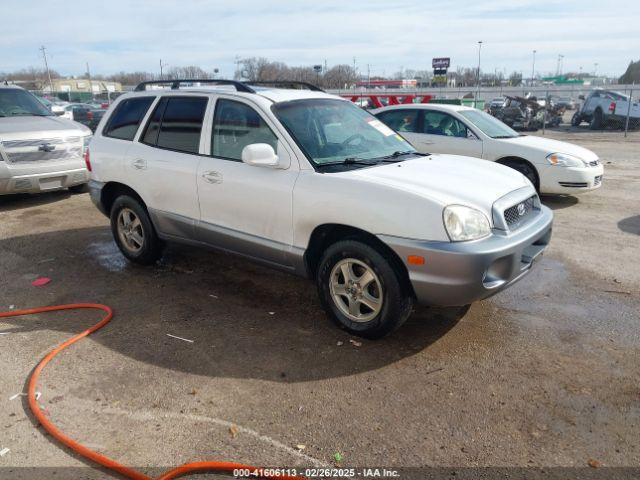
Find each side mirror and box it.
[466,129,478,140]
[241,143,280,168]
[578,95,585,100]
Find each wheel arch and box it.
[101,182,148,215]
[495,156,540,190]
[303,223,415,298]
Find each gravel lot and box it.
[0,128,638,479]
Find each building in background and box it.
[45,78,122,94]
[355,79,418,89]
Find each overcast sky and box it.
[2,0,639,78]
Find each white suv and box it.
[88,80,553,338]
[0,84,92,195]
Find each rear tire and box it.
[317,240,413,339]
[590,108,603,130]
[110,195,163,265]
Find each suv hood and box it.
[502,135,598,161]
[0,115,90,140]
[347,154,531,216]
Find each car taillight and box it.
[609,101,616,112]
[84,148,92,172]
[87,111,94,120]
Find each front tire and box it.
[317,240,413,339]
[110,195,163,265]
[501,159,539,192]
[571,112,582,127]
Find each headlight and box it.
[443,205,491,242]
[546,152,586,167]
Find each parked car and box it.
[373,103,603,194]
[61,104,106,131]
[88,79,552,338]
[489,97,507,109]
[572,89,640,130]
[0,85,92,195]
[554,96,576,110]
[60,103,95,120]
[49,100,70,116]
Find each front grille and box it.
[3,137,83,164]
[503,195,536,230]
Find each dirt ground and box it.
[0,129,638,479]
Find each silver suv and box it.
[0,84,92,195]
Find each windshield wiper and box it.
[376,151,428,162]
[316,157,379,168]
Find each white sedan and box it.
[372,103,604,194]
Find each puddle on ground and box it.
[86,240,127,272]
[488,256,640,346]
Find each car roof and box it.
[0,84,25,90]
[120,85,342,106]
[372,103,475,114]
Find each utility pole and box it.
[556,54,564,76]
[367,64,371,89]
[476,41,483,107]
[86,62,93,100]
[531,50,536,86]
[39,45,54,94]
[159,59,167,79]
[594,62,598,77]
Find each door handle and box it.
[132,158,147,170]
[202,171,222,184]
[419,140,434,145]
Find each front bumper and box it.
[0,168,88,195]
[379,206,553,306]
[540,163,604,194]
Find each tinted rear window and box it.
[104,97,155,140]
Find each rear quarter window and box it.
[104,96,155,141]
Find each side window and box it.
[421,111,468,138]
[104,97,155,141]
[141,98,167,146]
[376,109,419,133]
[155,97,208,154]
[212,99,277,161]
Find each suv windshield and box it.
[0,89,53,117]
[459,109,519,139]
[272,99,416,167]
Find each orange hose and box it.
[0,304,305,480]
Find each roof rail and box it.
[246,81,325,92]
[133,79,255,93]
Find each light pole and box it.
[594,62,598,77]
[531,50,536,86]
[476,41,483,107]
